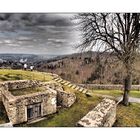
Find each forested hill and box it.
[35,51,140,84]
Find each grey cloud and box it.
[0,13,79,55]
[0,14,73,31]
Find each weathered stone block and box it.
[57,90,76,107]
[77,98,116,127]
[5,80,41,90]
[42,81,64,91]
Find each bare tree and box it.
[76,13,140,106]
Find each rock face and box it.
[77,98,116,127]
[57,90,76,107]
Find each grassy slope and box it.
[0,69,53,82]
[0,69,140,127]
[115,103,140,127]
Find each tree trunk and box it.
[122,72,132,106]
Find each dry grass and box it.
[0,69,53,82]
[114,103,140,127]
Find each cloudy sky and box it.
[0,13,80,55]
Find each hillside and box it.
[0,51,140,85]
[35,51,140,85]
[0,69,53,82]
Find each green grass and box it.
[92,89,140,98]
[0,69,102,127]
[0,69,140,127]
[114,103,140,127]
[19,92,102,127]
[10,87,47,96]
[0,69,53,82]
[129,91,140,98]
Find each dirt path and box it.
[92,93,140,104]
[116,96,140,103]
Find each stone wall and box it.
[0,88,3,101]
[77,98,116,127]
[79,84,140,90]
[57,90,76,107]
[41,82,76,107]
[0,80,44,101]
[1,87,57,125]
[1,80,76,125]
[0,80,41,91]
[0,80,41,101]
[0,85,9,102]
[42,81,64,91]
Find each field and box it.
[114,103,140,127]
[0,69,140,127]
[0,69,53,82]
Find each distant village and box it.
[0,57,34,70]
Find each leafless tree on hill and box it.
[76,13,140,106]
